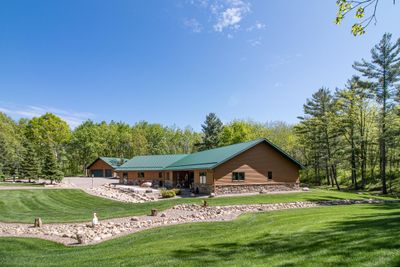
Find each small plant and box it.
[161,189,176,198]
[172,188,181,195]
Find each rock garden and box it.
[85,184,160,203]
[0,198,384,246]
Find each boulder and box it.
[141,182,152,188]
[150,209,158,216]
[34,218,42,228]
[76,233,87,244]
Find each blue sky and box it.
[0,0,399,129]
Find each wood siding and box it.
[87,159,114,177]
[193,169,213,185]
[213,142,299,185]
[118,171,164,181]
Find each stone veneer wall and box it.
[214,183,300,195]
[194,183,213,194]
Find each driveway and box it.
[63,177,118,189]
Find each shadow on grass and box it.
[169,204,400,266]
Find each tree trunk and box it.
[331,165,341,191]
[325,164,331,186]
[380,97,388,194]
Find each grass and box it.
[1,203,400,266]
[0,188,394,223]
[0,182,43,187]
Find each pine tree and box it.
[42,146,64,184]
[353,33,400,194]
[298,88,342,190]
[20,141,40,183]
[201,113,223,150]
[335,77,372,189]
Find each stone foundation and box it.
[193,183,213,194]
[214,183,299,195]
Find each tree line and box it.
[0,112,298,182]
[296,33,400,194]
[1,33,399,194]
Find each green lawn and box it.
[0,188,394,223]
[1,203,400,266]
[0,182,43,187]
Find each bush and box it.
[172,188,181,195]
[161,189,176,198]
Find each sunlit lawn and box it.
[1,203,400,266]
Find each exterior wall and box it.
[116,141,300,194]
[212,142,300,194]
[87,159,114,177]
[118,170,166,186]
[193,169,214,194]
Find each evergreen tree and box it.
[353,33,400,194]
[200,113,223,150]
[20,141,40,183]
[297,88,342,190]
[42,146,64,184]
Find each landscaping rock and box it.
[76,233,86,244]
[86,185,158,203]
[34,218,42,228]
[141,182,152,188]
[150,209,158,216]
[0,198,390,246]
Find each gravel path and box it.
[0,199,384,246]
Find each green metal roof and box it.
[114,138,303,172]
[166,139,263,170]
[116,154,188,171]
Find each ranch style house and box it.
[88,139,303,195]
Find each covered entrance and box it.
[173,171,194,188]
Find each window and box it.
[199,172,206,184]
[138,172,144,178]
[232,172,245,181]
[159,172,163,178]
[267,171,273,180]
[122,172,128,179]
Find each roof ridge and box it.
[116,138,303,171]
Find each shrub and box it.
[172,188,181,195]
[161,189,176,198]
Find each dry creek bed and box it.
[0,199,387,246]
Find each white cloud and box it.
[213,1,251,32]
[185,0,251,33]
[183,18,203,33]
[247,37,262,47]
[0,103,93,128]
[214,7,243,32]
[246,21,266,31]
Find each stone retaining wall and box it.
[214,183,299,195]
